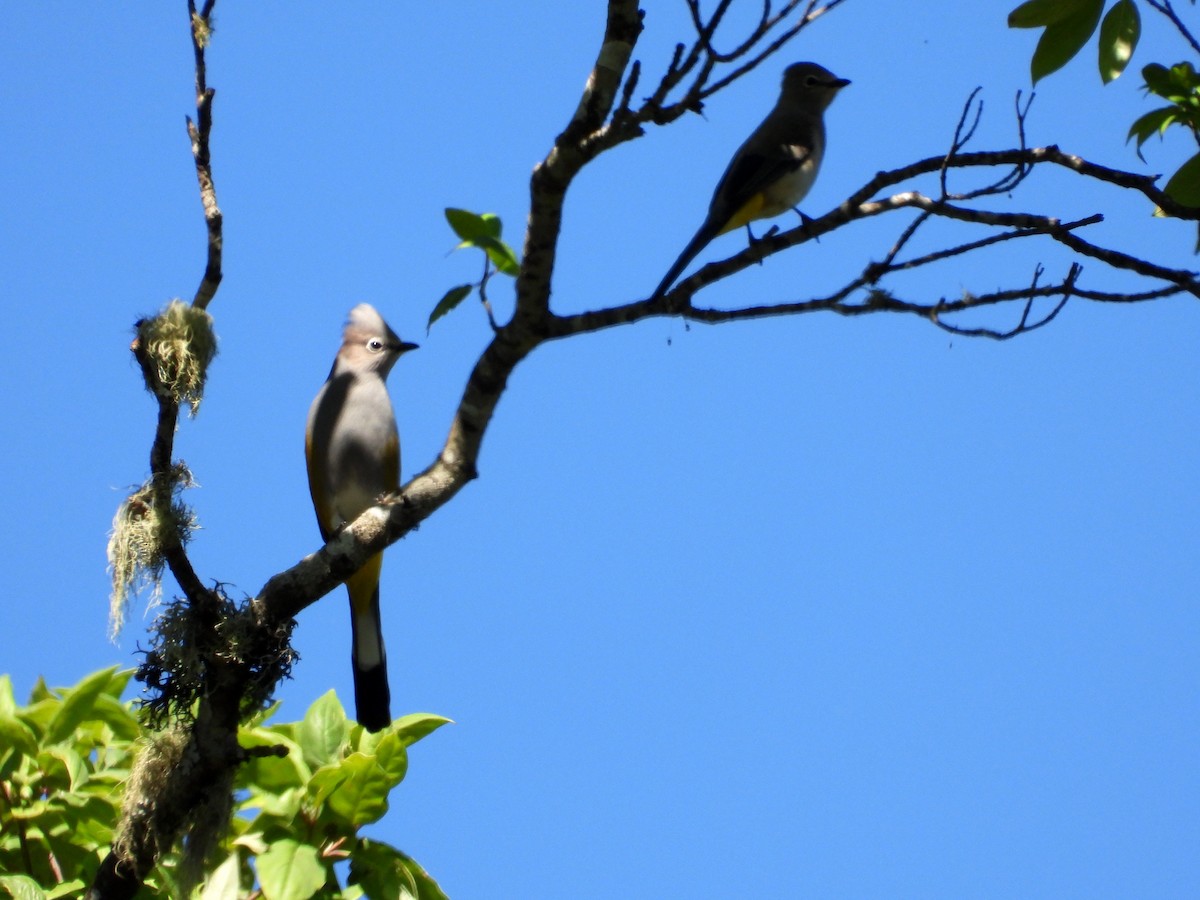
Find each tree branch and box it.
[514,0,643,320]
[186,0,222,310]
[1145,0,1200,57]
[89,4,231,897]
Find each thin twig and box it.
[478,255,500,332]
[940,88,983,198]
[1145,0,1200,56]
[1050,226,1200,296]
[932,263,1076,340]
[186,0,222,310]
[701,0,847,98]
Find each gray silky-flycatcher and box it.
[651,62,850,299]
[305,303,418,732]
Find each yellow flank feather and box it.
[719,192,767,235]
[347,554,383,613]
[304,432,334,538]
[382,433,400,488]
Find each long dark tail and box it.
[349,579,392,732]
[651,221,720,300]
[353,661,391,733]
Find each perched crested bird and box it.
[305,303,418,732]
[651,62,850,299]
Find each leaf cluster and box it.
[230,691,450,900]
[1130,62,1200,205]
[1008,0,1140,83]
[1009,0,1200,216]
[0,670,449,900]
[0,668,135,899]
[428,208,521,331]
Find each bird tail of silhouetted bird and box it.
[347,565,391,732]
[651,220,723,300]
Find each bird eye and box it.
[805,75,819,86]
[367,338,384,352]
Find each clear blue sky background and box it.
[3,2,1198,897]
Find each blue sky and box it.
[3,2,1198,897]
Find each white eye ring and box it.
[367,337,385,352]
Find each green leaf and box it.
[445,208,520,273]
[233,832,270,856]
[325,738,408,827]
[199,853,243,900]
[1127,106,1180,149]
[255,839,326,900]
[89,694,141,742]
[372,732,409,784]
[1098,0,1139,83]
[245,785,305,820]
[1030,0,1103,83]
[44,746,88,792]
[391,713,453,749]
[98,669,134,700]
[427,284,472,332]
[1163,151,1200,208]
[297,690,349,769]
[350,838,449,900]
[445,208,494,243]
[475,236,522,276]
[397,854,450,900]
[0,712,38,759]
[29,678,52,704]
[44,666,120,745]
[1008,0,1092,28]
[0,874,46,900]
[306,761,350,811]
[238,728,309,794]
[349,840,420,900]
[1143,62,1200,103]
[0,675,16,717]
[479,213,502,239]
[44,883,86,900]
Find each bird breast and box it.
[760,143,824,218]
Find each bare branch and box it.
[689,0,773,64]
[931,264,1075,340]
[186,0,222,310]
[640,0,846,129]
[519,0,644,320]
[842,146,1200,220]
[562,0,643,142]
[1145,0,1200,56]
[938,89,1034,202]
[700,1,848,97]
[880,214,1103,277]
[1049,226,1200,296]
[940,88,984,198]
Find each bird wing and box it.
[712,141,812,236]
[306,385,336,542]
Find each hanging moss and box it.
[107,464,197,637]
[137,300,218,416]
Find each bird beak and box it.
[396,340,419,353]
[832,78,851,88]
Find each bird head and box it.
[780,62,850,111]
[338,303,418,377]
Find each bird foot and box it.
[793,208,819,242]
